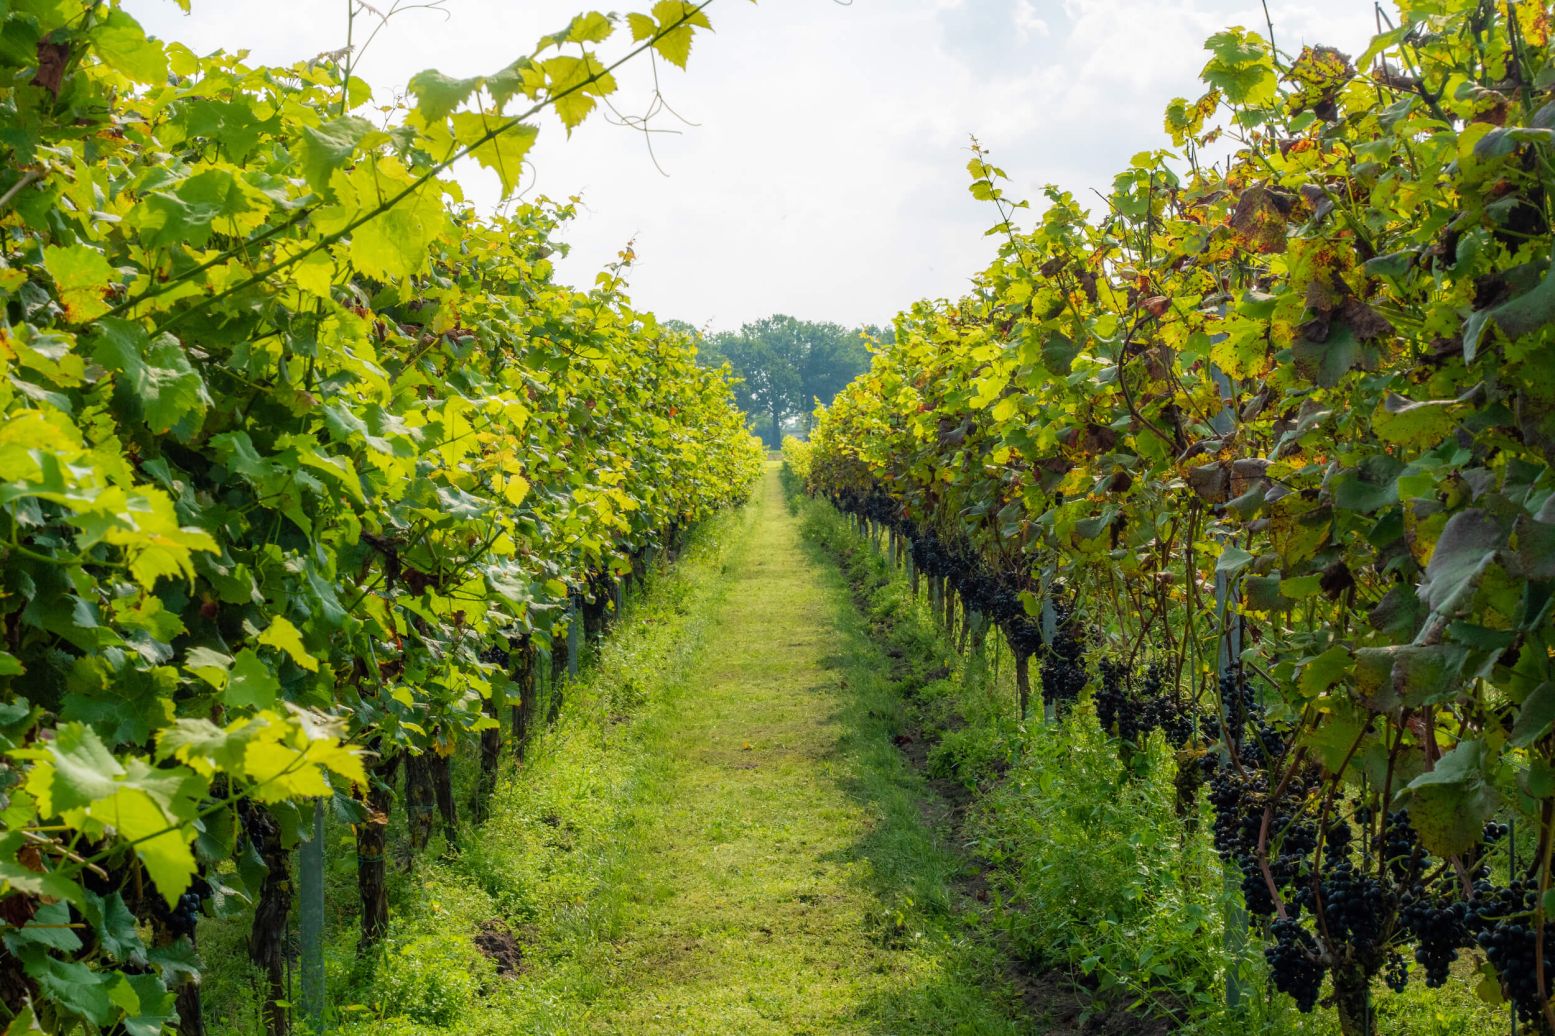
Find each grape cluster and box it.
[1218,670,1258,747]
[1038,599,1086,713]
[1400,894,1470,987]
[1306,862,1391,958]
[1466,881,1552,1026]
[1206,762,1318,921]
[1384,951,1409,994]
[1266,918,1325,1012]
[909,532,949,579]
[1383,810,1425,882]
[169,890,203,938]
[1319,818,1352,866]
[150,878,207,939]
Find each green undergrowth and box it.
[796,491,1507,1036]
[194,504,743,1034]
[334,503,748,1035]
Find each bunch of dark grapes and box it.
[1095,659,1198,747]
[169,890,203,938]
[1384,951,1409,993]
[1142,664,1200,748]
[1400,893,1470,987]
[1039,599,1086,713]
[1267,918,1325,1012]
[910,533,948,579]
[1246,721,1288,767]
[1323,818,1353,866]
[150,877,207,939]
[1313,862,1391,956]
[1468,881,1552,1027]
[1218,669,1259,747]
[1094,658,1128,738]
[1383,810,1426,882]
[1206,764,1265,859]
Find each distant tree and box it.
[704,315,874,447]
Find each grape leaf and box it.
[225,648,280,709]
[408,70,481,122]
[92,10,168,85]
[43,244,117,323]
[258,617,318,673]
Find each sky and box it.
[123,0,1380,333]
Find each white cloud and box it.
[1013,1,1049,42]
[123,0,1379,331]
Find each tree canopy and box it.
[699,315,880,447]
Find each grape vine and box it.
[805,3,1555,1032]
[0,1,760,1033]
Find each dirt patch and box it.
[474,920,525,976]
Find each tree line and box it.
[691,315,885,448]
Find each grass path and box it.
[384,465,1028,1034]
[572,465,1022,1034]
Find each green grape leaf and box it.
[225,648,280,709]
[541,55,617,131]
[407,70,481,122]
[2,900,82,953]
[1201,27,1276,107]
[1511,682,1555,747]
[1330,454,1403,513]
[1298,646,1351,698]
[646,1,711,69]
[92,10,168,84]
[114,972,178,1036]
[91,318,211,435]
[1215,543,1255,577]
[297,116,374,197]
[88,779,200,905]
[1417,509,1505,620]
[1402,740,1500,857]
[348,178,447,281]
[82,891,145,963]
[258,616,318,673]
[452,114,538,198]
[1374,392,1458,446]
[43,244,117,323]
[24,953,117,1026]
[183,647,231,690]
[568,11,616,43]
[32,722,123,813]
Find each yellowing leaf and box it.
[243,739,332,800]
[88,787,197,905]
[258,616,318,672]
[43,244,117,323]
[503,473,531,506]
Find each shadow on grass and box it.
[791,525,1043,1036]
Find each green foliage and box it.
[802,494,1506,1036]
[0,0,758,1030]
[805,2,1555,1030]
[371,935,489,1026]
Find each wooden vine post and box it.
[1209,351,1251,1013]
[299,800,326,1033]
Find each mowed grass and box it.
[331,464,1026,1035]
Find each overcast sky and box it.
[124,0,1378,332]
